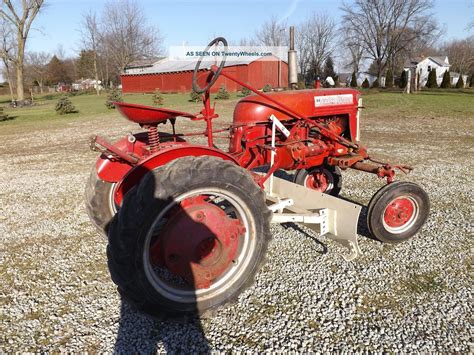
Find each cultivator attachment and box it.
[265,176,362,261]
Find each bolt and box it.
[205,272,213,280]
[195,211,205,221]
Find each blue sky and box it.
[28,0,473,57]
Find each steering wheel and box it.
[192,37,228,94]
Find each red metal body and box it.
[92,66,407,206]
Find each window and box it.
[428,65,431,72]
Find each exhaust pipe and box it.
[288,26,298,90]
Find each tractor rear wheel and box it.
[107,156,272,317]
[294,165,342,196]
[367,181,429,243]
[85,168,118,236]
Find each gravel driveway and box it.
[0,100,472,352]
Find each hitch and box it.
[89,135,139,164]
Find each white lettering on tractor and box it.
[314,94,353,107]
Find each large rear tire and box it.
[85,168,118,236]
[107,156,272,317]
[367,181,429,243]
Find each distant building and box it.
[72,78,102,91]
[120,56,288,93]
[403,55,468,88]
[343,72,385,87]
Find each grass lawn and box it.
[0,88,472,131]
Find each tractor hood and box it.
[233,88,360,124]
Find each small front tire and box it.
[367,181,429,243]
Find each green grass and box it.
[1,89,472,129]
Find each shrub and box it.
[0,107,9,121]
[215,85,230,100]
[455,74,464,89]
[240,86,251,96]
[189,90,201,102]
[297,81,306,90]
[105,89,122,109]
[55,96,77,115]
[361,78,370,88]
[440,70,451,88]
[371,78,380,88]
[399,70,408,89]
[152,88,164,106]
[262,84,272,92]
[385,69,393,88]
[426,68,438,88]
[350,72,358,87]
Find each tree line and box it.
[1,0,473,103]
[0,0,161,102]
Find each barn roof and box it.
[122,55,287,76]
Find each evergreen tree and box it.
[215,85,230,100]
[371,78,379,88]
[426,68,438,88]
[152,88,164,106]
[105,89,122,109]
[0,107,9,121]
[262,84,272,92]
[385,69,393,88]
[297,81,306,90]
[240,86,251,96]
[55,96,77,114]
[350,72,358,87]
[455,74,464,89]
[399,70,407,89]
[323,57,336,80]
[440,70,451,88]
[470,75,474,87]
[361,78,370,88]
[189,90,201,102]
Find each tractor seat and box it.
[114,102,197,125]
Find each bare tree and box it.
[296,13,336,82]
[341,0,439,79]
[340,25,364,74]
[80,11,101,95]
[102,0,162,82]
[0,18,15,100]
[26,51,50,93]
[443,36,474,75]
[255,16,288,46]
[0,0,44,101]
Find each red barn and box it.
[121,56,288,94]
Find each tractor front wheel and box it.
[107,156,272,317]
[367,181,429,243]
[294,165,342,196]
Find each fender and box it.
[113,145,239,206]
[96,132,185,182]
[96,132,148,182]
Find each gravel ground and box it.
[0,103,472,352]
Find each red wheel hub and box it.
[383,197,415,228]
[149,197,245,289]
[305,171,329,192]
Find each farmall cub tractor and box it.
[86,38,429,317]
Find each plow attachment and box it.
[265,176,362,261]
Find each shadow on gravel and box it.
[114,302,210,353]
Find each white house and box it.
[404,56,468,88]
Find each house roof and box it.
[125,57,165,69]
[404,55,450,68]
[123,55,287,75]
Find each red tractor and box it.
[86,38,429,317]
